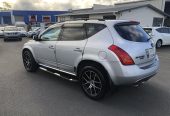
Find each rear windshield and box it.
[114,24,149,42]
[5,27,18,31]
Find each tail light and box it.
[108,45,135,65]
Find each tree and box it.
[0,2,11,11]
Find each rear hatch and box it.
[113,21,156,66]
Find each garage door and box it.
[15,16,24,22]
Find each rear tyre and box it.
[156,40,162,48]
[79,65,108,100]
[22,50,39,72]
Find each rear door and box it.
[55,23,88,74]
[156,28,170,45]
[114,22,156,65]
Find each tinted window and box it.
[60,26,85,41]
[143,28,152,34]
[85,23,106,38]
[156,28,170,34]
[115,24,149,42]
[41,27,61,41]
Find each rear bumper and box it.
[0,34,4,37]
[105,55,159,85]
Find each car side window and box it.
[156,28,170,34]
[41,27,61,41]
[60,25,85,41]
[85,23,106,38]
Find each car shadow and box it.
[24,68,170,115]
[100,82,170,114]
[3,40,22,42]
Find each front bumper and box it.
[4,36,21,40]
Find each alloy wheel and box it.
[81,70,102,97]
[23,51,32,70]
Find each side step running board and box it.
[39,67,79,82]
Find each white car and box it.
[18,27,27,37]
[27,27,41,38]
[143,27,170,48]
[0,27,4,37]
[4,26,22,41]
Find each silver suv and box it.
[22,20,159,100]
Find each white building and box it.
[115,0,166,11]
[57,3,169,27]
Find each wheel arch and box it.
[157,39,163,44]
[22,46,37,62]
[76,60,114,88]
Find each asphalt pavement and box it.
[0,38,170,116]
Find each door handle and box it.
[49,45,55,49]
[73,48,82,52]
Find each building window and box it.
[42,16,51,22]
[60,16,65,22]
[71,15,89,20]
[152,17,163,27]
[103,15,116,20]
[29,15,37,22]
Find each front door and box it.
[33,27,61,67]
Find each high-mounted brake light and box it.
[108,45,135,65]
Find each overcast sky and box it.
[0,0,136,10]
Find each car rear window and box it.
[156,28,170,34]
[114,23,149,42]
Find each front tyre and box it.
[22,50,39,72]
[79,66,108,100]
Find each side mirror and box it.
[33,35,41,41]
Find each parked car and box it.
[27,27,41,38]
[0,27,4,38]
[18,27,27,37]
[22,20,159,100]
[4,26,22,41]
[143,27,170,48]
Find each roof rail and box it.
[58,18,105,23]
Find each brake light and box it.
[108,45,135,65]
